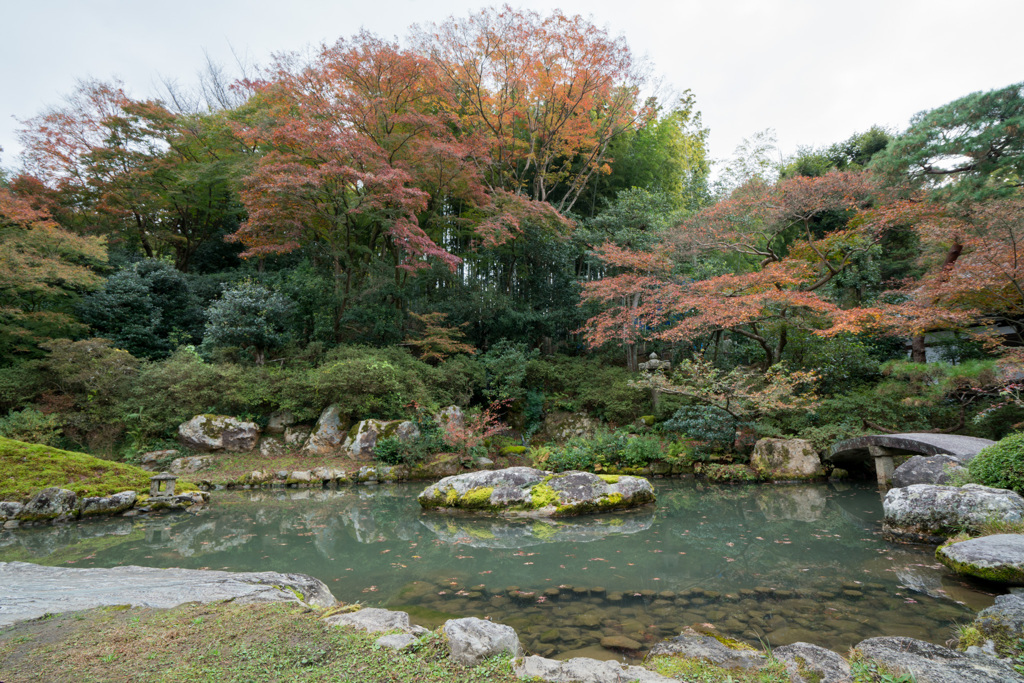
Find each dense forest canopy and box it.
[0,6,1021,455]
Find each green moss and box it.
[460,486,495,509]
[501,446,527,455]
[596,474,620,483]
[640,415,656,426]
[0,437,195,502]
[602,492,624,507]
[529,483,560,509]
[648,655,789,683]
[938,547,1024,584]
[444,488,459,506]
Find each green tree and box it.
[201,280,294,365]
[78,259,204,359]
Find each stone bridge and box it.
[829,433,995,485]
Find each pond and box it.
[0,480,998,660]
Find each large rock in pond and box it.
[975,592,1024,635]
[178,414,259,452]
[883,484,1024,544]
[854,636,1024,683]
[418,467,655,516]
[893,455,968,488]
[79,491,136,517]
[18,488,77,522]
[937,534,1024,585]
[750,438,823,480]
[303,405,347,455]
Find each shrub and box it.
[968,432,1024,493]
[201,280,294,365]
[661,405,738,455]
[373,415,447,466]
[480,340,537,404]
[0,408,63,446]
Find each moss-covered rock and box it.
[417,467,655,517]
[178,414,259,452]
[937,534,1024,585]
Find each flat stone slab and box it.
[0,561,335,626]
[514,655,677,682]
[938,534,1024,584]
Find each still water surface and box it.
[0,480,998,659]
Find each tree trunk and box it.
[911,335,927,363]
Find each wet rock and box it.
[18,488,77,522]
[375,633,419,651]
[647,628,766,669]
[0,502,24,521]
[327,607,417,633]
[0,561,335,625]
[442,617,521,665]
[304,405,348,455]
[883,484,1024,543]
[773,642,851,683]
[937,534,1024,585]
[892,455,967,488]
[79,491,136,517]
[750,438,824,480]
[170,455,212,475]
[139,449,177,471]
[514,655,677,682]
[600,635,642,650]
[854,636,1024,683]
[259,437,287,458]
[178,414,259,452]
[266,410,296,434]
[975,592,1024,635]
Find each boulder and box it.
[289,470,312,484]
[647,629,766,670]
[883,484,1024,543]
[391,420,421,442]
[343,419,391,457]
[303,405,348,455]
[284,425,311,447]
[538,411,600,443]
[79,491,136,517]
[139,449,177,472]
[937,534,1024,585]
[442,617,521,665]
[436,405,464,432]
[892,455,967,488]
[375,633,419,651]
[750,438,824,480]
[773,642,851,683]
[170,455,212,475]
[177,414,259,452]
[854,636,1024,683]
[18,488,77,522]
[326,607,419,633]
[266,410,296,434]
[418,467,655,516]
[0,501,24,521]
[514,655,677,683]
[259,437,287,458]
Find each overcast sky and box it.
[3,0,1022,174]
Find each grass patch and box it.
[0,437,195,502]
[648,654,790,682]
[0,601,521,683]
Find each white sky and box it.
[2,0,1022,174]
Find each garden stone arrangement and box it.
[417,467,655,515]
[882,483,1024,544]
